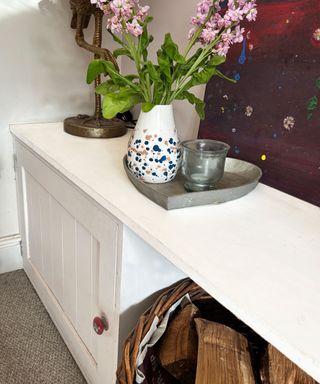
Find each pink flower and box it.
[211,13,226,29]
[137,5,150,20]
[188,27,197,40]
[110,0,133,19]
[188,0,257,52]
[197,1,211,22]
[191,0,212,26]
[224,8,243,24]
[107,15,123,33]
[243,3,257,22]
[214,1,221,12]
[233,25,245,43]
[212,24,245,56]
[213,42,230,56]
[101,0,149,37]
[221,28,234,45]
[126,18,143,37]
[200,26,219,44]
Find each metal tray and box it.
[123,156,262,210]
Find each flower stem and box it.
[168,43,215,102]
[124,31,151,102]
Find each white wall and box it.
[0,0,203,273]
[0,0,115,272]
[122,0,205,141]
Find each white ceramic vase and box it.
[127,105,181,183]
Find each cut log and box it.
[261,344,318,384]
[159,302,200,384]
[195,318,255,384]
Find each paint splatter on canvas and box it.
[198,0,320,206]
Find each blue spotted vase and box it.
[127,104,181,183]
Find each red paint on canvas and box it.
[199,0,320,206]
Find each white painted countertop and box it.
[11,122,320,381]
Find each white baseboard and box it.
[0,234,23,274]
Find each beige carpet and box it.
[0,270,87,384]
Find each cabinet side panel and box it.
[119,225,186,350]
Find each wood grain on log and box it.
[195,319,255,384]
[159,302,200,384]
[261,345,318,384]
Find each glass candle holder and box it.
[181,139,230,192]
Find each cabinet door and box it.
[15,142,120,384]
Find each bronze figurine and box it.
[64,0,126,138]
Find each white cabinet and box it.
[14,138,184,384]
[15,142,120,383]
[11,123,320,383]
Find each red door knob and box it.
[93,316,108,335]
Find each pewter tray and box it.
[124,156,262,210]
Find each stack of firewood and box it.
[158,301,317,384]
[116,279,318,384]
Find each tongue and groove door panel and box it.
[15,141,120,384]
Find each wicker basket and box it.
[116,278,210,384]
[116,278,267,384]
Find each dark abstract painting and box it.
[199,0,320,206]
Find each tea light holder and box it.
[181,139,230,192]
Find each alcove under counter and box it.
[10,122,320,383]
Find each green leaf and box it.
[87,59,142,94]
[153,82,165,105]
[179,49,202,76]
[316,78,320,90]
[87,59,108,84]
[95,81,120,95]
[195,102,206,120]
[161,33,185,64]
[307,96,318,111]
[124,74,139,82]
[100,61,124,85]
[214,69,236,83]
[144,16,153,24]
[189,56,227,87]
[113,48,132,59]
[140,17,154,61]
[145,61,165,103]
[209,55,227,66]
[307,112,313,120]
[102,88,143,119]
[157,50,172,81]
[176,91,205,120]
[142,102,155,112]
[146,61,161,82]
[181,56,233,92]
